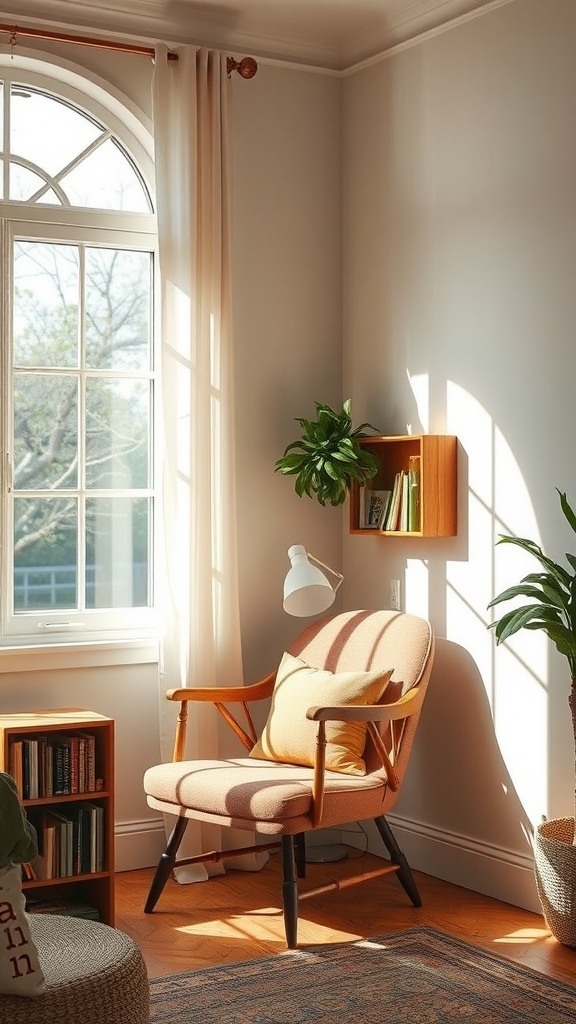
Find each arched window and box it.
[1,64,158,642]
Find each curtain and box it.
[152,44,244,881]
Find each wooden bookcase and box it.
[0,708,114,925]
[349,434,458,537]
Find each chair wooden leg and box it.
[281,835,299,949]
[144,815,189,913]
[374,815,422,907]
[294,833,306,878]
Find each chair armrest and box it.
[305,685,423,723]
[306,686,423,822]
[166,671,276,704]
[166,671,276,761]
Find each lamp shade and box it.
[283,544,336,617]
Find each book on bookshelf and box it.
[408,454,421,531]
[365,489,392,529]
[384,472,404,531]
[359,484,366,529]
[9,739,24,797]
[75,731,97,792]
[400,473,409,532]
[47,809,74,877]
[43,821,57,880]
[85,803,105,873]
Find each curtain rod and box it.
[0,23,258,75]
[0,22,178,59]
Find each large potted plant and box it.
[275,399,380,506]
[487,488,576,946]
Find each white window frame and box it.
[0,59,160,647]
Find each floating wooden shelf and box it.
[349,434,457,537]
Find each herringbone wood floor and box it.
[115,848,576,985]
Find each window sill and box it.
[0,638,160,674]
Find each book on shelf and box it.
[67,805,90,875]
[400,472,409,532]
[75,731,97,792]
[408,454,421,531]
[84,802,105,873]
[359,484,366,529]
[48,809,74,877]
[21,860,36,881]
[69,734,80,794]
[365,489,392,529]
[36,815,58,880]
[384,472,404,531]
[9,739,24,797]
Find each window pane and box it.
[86,497,150,608]
[60,138,151,212]
[14,498,78,611]
[14,242,79,367]
[85,248,152,370]
[86,379,150,489]
[14,375,78,489]
[11,88,101,178]
[10,163,58,203]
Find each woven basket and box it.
[0,914,149,1024]
[533,817,576,947]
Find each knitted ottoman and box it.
[0,914,149,1024]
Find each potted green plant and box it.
[487,488,576,946]
[275,399,380,506]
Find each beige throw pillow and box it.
[249,651,392,776]
[0,864,46,997]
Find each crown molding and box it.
[343,0,501,66]
[0,0,513,71]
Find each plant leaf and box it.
[275,399,380,504]
[558,489,576,535]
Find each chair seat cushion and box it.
[249,652,392,775]
[144,757,385,833]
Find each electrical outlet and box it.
[390,579,400,610]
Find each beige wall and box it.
[343,0,576,911]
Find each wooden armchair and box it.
[143,609,435,948]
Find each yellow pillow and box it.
[249,651,392,776]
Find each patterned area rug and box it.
[149,926,576,1023]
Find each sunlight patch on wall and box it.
[406,370,429,433]
[405,558,429,620]
[445,381,548,827]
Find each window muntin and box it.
[1,73,157,642]
[5,84,152,212]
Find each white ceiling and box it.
[0,0,507,70]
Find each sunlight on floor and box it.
[493,927,551,944]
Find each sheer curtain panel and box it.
[153,45,244,880]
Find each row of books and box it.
[9,731,100,800]
[361,456,421,532]
[26,805,105,880]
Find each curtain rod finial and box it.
[227,56,258,79]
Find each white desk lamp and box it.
[282,543,347,862]
[283,544,343,618]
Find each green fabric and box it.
[0,771,38,868]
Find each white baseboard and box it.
[314,815,542,915]
[114,817,166,873]
[113,814,543,917]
